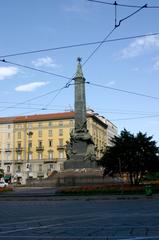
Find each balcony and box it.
[5,148,12,153]
[57,145,65,150]
[36,146,44,152]
[16,147,23,153]
[14,160,23,164]
[3,160,12,165]
[37,172,44,177]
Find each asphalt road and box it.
[0,197,158,239]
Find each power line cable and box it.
[110,114,159,121]
[0,87,65,113]
[82,27,116,66]
[0,59,71,80]
[0,4,155,115]
[88,82,159,100]
[88,0,159,9]
[0,32,159,58]
[115,4,147,28]
[83,2,146,65]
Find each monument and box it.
[64,58,96,169]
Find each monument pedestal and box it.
[55,168,117,187]
[64,159,97,170]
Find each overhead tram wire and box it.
[87,82,159,101]
[82,27,116,66]
[88,0,159,9]
[115,4,147,28]
[110,114,159,121]
[1,32,159,58]
[0,59,71,80]
[0,3,153,114]
[82,3,146,66]
[0,5,152,113]
[0,85,71,113]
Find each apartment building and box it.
[0,111,117,184]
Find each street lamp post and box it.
[26,131,33,181]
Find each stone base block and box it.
[64,159,97,170]
[54,168,122,187]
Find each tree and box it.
[100,129,159,185]
[0,168,4,179]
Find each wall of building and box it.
[0,112,117,184]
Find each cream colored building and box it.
[0,111,117,184]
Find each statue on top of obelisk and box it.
[64,58,96,169]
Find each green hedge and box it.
[0,186,13,193]
[56,184,159,195]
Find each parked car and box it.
[0,180,8,188]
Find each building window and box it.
[59,138,63,146]
[17,132,21,139]
[38,122,42,127]
[38,152,43,160]
[17,153,21,160]
[69,120,74,126]
[59,120,63,127]
[48,140,53,147]
[59,129,63,136]
[59,150,64,159]
[6,152,10,161]
[48,129,52,137]
[48,152,53,159]
[50,164,53,169]
[30,164,32,172]
[8,124,10,129]
[48,121,52,127]
[7,165,10,172]
[38,130,42,137]
[17,142,21,148]
[39,164,43,172]
[7,133,10,139]
[6,143,10,149]
[38,140,42,147]
[28,153,32,160]
[17,165,21,172]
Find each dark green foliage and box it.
[0,169,4,178]
[100,129,159,185]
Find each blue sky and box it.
[0,0,159,143]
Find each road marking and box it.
[0,212,97,227]
[0,216,102,235]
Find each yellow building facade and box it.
[0,111,117,184]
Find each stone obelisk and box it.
[64,58,96,169]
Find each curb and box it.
[0,193,158,201]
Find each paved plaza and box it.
[0,196,159,239]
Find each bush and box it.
[56,184,154,195]
[0,186,13,193]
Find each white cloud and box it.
[32,56,59,68]
[120,35,159,59]
[15,81,49,92]
[0,67,18,80]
